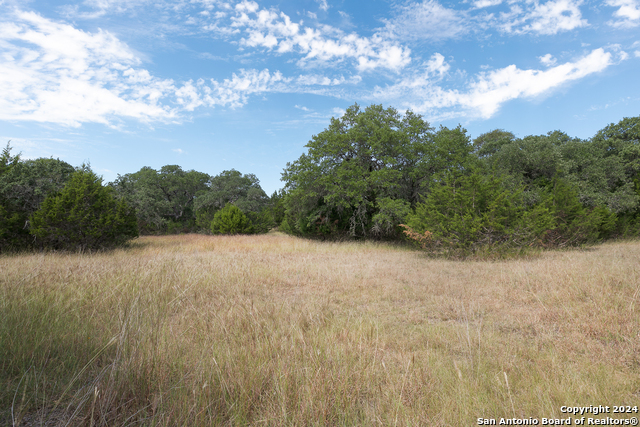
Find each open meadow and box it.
[2,233,640,426]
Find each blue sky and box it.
[1,0,639,194]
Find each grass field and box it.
[2,233,639,426]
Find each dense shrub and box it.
[403,173,617,257]
[403,171,526,256]
[210,204,254,235]
[30,169,138,251]
[0,157,76,251]
[528,178,617,247]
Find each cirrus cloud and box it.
[369,48,617,120]
[201,0,412,72]
[0,9,366,126]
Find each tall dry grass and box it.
[1,233,639,426]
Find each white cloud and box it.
[0,4,627,130]
[295,104,310,111]
[295,74,360,86]
[498,0,588,35]
[462,48,611,117]
[218,1,411,71]
[201,68,289,108]
[606,0,640,27]
[0,11,179,126]
[235,0,259,14]
[382,0,469,42]
[425,53,450,77]
[473,0,503,8]
[538,53,557,66]
[0,10,362,126]
[61,0,156,19]
[316,0,329,12]
[172,148,184,154]
[369,48,614,120]
[175,79,205,111]
[526,0,587,34]
[332,107,346,117]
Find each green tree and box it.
[486,132,566,186]
[0,142,22,251]
[561,137,637,213]
[480,127,640,212]
[30,168,138,251]
[194,169,269,231]
[404,170,525,256]
[472,129,516,159]
[242,190,287,234]
[0,152,75,251]
[591,115,640,181]
[0,157,76,214]
[156,165,210,225]
[405,172,616,256]
[0,142,21,176]
[111,165,209,234]
[530,178,617,247]
[210,203,253,235]
[281,103,472,238]
[589,116,640,236]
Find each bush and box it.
[30,168,138,251]
[404,171,525,256]
[210,204,254,235]
[0,203,30,252]
[529,178,617,247]
[403,173,617,257]
[0,158,76,251]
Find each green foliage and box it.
[194,169,269,231]
[405,171,525,256]
[472,129,516,159]
[0,154,75,251]
[405,173,617,257]
[485,132,567,185]
[478,126,640,217]
[4,111,639,256]
[0,142,23,251]
[156,165,210,223]
[110,167,168,232]
[530,178,617,247]
[0,205,25,251]
[591,116,640,179]
[0,157,76,213]
[281,103,474,238]
[371,198,411,237]
[211,203,254,235]
[266,190,286,229]
[561,137,636,212]
[241,191,286,234]
[111,167,271,235]
[30,168,138,251]
[112,165,209,234]
[0,142,21,176]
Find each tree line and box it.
[0,148,284,251]
[1,103,639,254]
[281,105,640,256]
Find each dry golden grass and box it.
[1,233,639,426]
